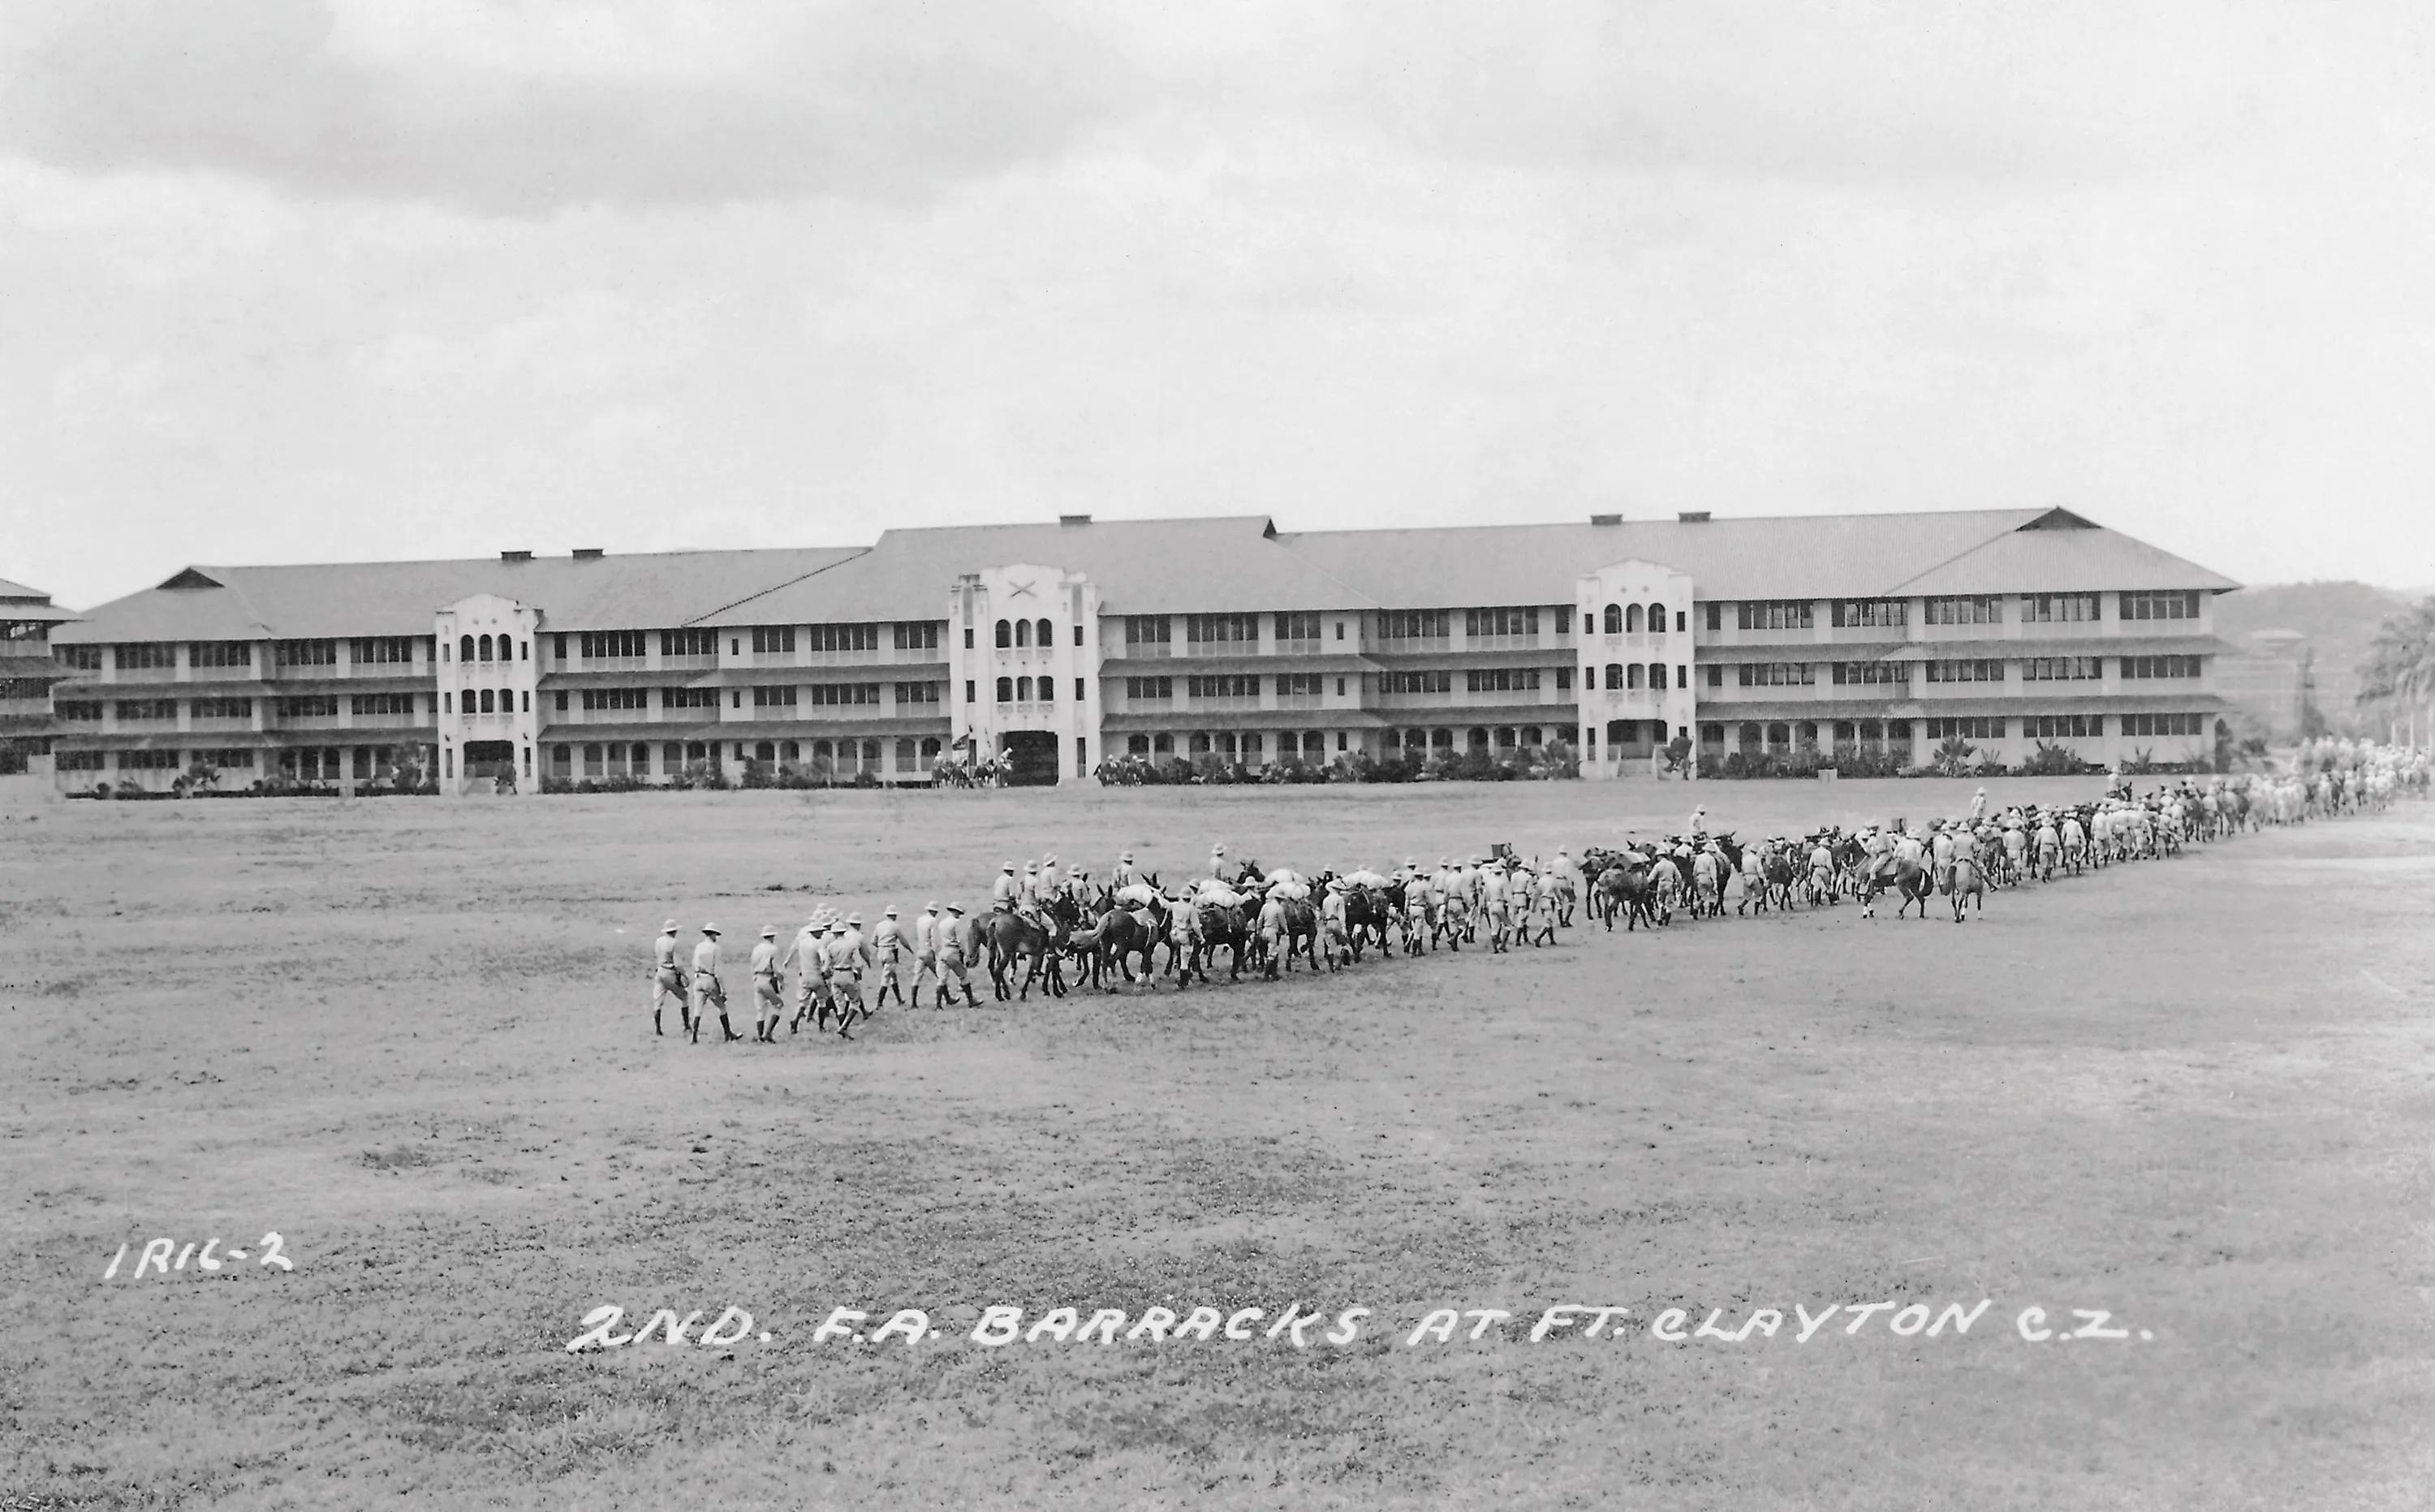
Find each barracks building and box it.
[42,506,2238,795]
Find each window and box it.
[1125,677,1174,701]
[994,620,1013,648]
[2024,593,2099,623]
[808,623,881,653]
[477,689,495,713]
[461,635,477,662]
[807,683,878,706]
[2123,655,2201,679]
[1466,668,1542,692]
[189,696,252,719]
[1831,662,1908,686]
[662,628,718,658]
[1278,672,1324,697]
[584,687,652,711]
[2120,591,2201,622]
[195,748,255,769]
[56,750,106,771]
[1625,605,1644,633]
[349,693,411,717]
[1187,614,1256,644]
[1377,609,1450,640]
[1704,664,1722,688]
[1187,674,1258,699]
[1464,607,1541,639]
[751,685,799,708]
[55,700,101,722]
[55,644,102,671]
[1830,600,1907,629]
[2023,714,2104,739]
[1924,717,2004,740]
[2123,712,2204,737]
[1385,670,1451,695]
[578,631,646,660]
[1647,603,1669,633]
[1924,597,2002,626]
[1736,663,1817,687]
[1555,666,1573,691]
[752,626,797,654]
[1276,610,1322,644]
[893,621,941,651]
[996,677,1013,702]
[478,635,496,662]
[274,695,339,719]
[662,686,718,709]
[2023,657,2102,682]
[1035,619,1053,648]
[893,681,941,705]
[119,749,182,770]
[191,640,255,669]
[116,643,176,670]
[1125,616,1170,646]
[1924,659,2004,683]
[115,698,176,722]
[1601,605,1623,634]
[1735,601,1813,631]
[267,637,336,669]
[964,680,976,704]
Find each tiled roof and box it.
[0,575,79,621]
[1885,521,2240,597]
[704,517,1376,625]
[48,508,2239,643]
[1272,510,2049,606]
[55,549,864,644]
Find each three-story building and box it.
[46,506,2238,793]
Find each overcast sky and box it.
[6,0,2433,610]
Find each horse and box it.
[1269,897,1323,977]
[1859,857,1933,920]
[1072,894,1158,989]
[1342,881,1397,961]
[1187,899,1252,984]
[1946,855,1986,922]
[976,903,1071,1000]
[1592,861,1661,932]
[1761,846,1799,911]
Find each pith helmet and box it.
[701,924,721,936]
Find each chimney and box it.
[1589,513,1622,527]
[1678,510,1711,523]
[572,548,604,560]
[500,549,533,563]
[1059,514,1092,527]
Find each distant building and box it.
[48,506,2239,795]
[1,577,79,778]
[2216,629,2312,739]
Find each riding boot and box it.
[720,1011,741,1041]
[653,1009,663,1036]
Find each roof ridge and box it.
[1277,506,2045,539]
[1261,534,1385,610]
[683,546,877,627]
[1876,515,2067,597]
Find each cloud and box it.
[351,290,705,399]
[0,0,1145,214]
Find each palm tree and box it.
[2358,597,2435,746]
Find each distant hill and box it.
[2213,580,2418,722]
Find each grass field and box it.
[4,778,2433,1510]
